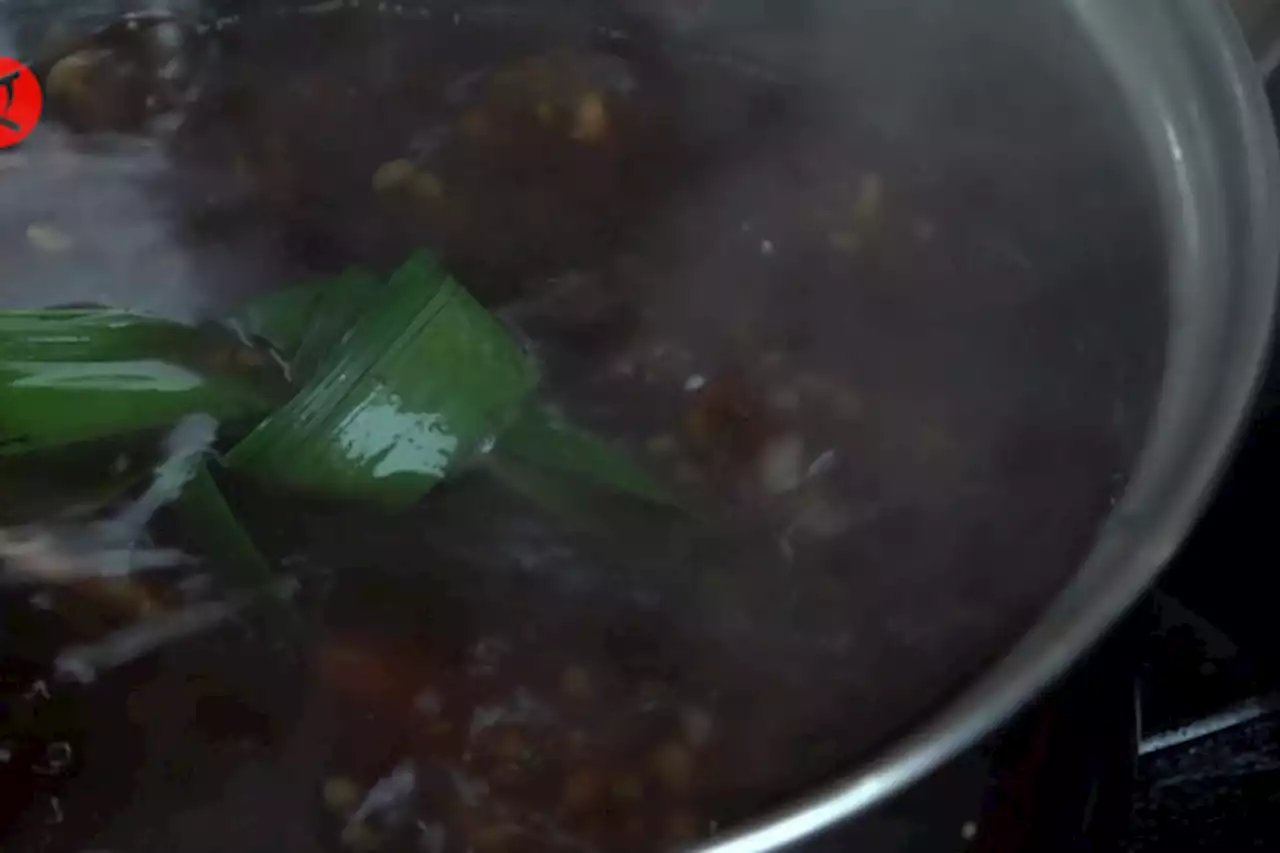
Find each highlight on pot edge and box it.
[0,2,1181,852]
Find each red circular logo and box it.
[0,57,43,149]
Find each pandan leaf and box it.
[0,359,287,457]
[482,453,703,595]
[290,270,384,382]
[0,356,285,455]
[232,269,381,381]
[481,451,681,536]
[227,285,327,362]
[0,309,241,363]
[175,463,290,605]
[494,402,680,507]
[0,309,290,456]
[225,253,538,506]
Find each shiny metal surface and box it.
[697,0,1280,849]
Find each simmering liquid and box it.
[0,5,1163,852]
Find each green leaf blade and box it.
[226,252,538,506]
[494,403,681,508]
[230,269,382,382]
[0,309,290,457]
[176,464,275,584]
[0,309,229,362]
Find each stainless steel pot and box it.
[705,1,1279,850]
[0,1,1276,851]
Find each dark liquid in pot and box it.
[0,5,1164,851]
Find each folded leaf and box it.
[291,270,385,383]
[229,269,381,382]
[0,251,684,598]
[226,253,538,506]
[227,286,326,362]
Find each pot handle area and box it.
[1232,0,1280,74]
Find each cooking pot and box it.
[0,1,1276,851]
[729,2,1279,851]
